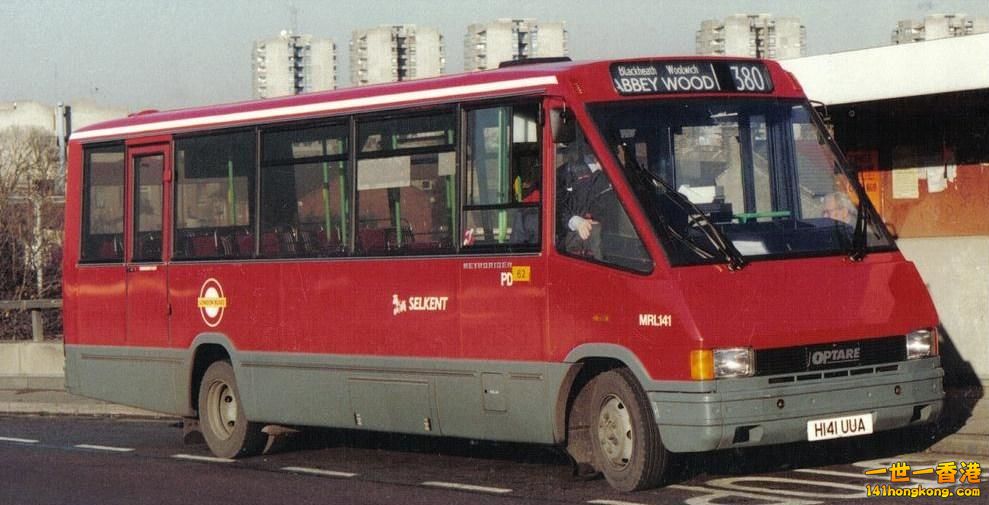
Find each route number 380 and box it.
[729,64,770,92]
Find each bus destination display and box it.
[611,61,774,95]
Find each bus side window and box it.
[260,123,350,258]
[462,102,541,251]
[355,112,456,256]
[81,145,126,263]
[173,131,257,260]
[132,154,164,262]
[555,126,652,273]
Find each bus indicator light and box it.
[690,350,715,380]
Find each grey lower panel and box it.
[236,352,572,445]
[64,344,190,416]
[66,345,572,444]
[650,358,945,453]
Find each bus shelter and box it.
[782,33,989,387]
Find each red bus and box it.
[63,57,943,491]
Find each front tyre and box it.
[589,368,668,491]
[198,361,266,458]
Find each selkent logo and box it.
[809,347,861,366]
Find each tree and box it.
[0,126,63,338]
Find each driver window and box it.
[555,125,651,272]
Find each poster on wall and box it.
[891,168,920,199]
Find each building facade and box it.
[0,100,127,134]
[696,14,805,59]
[464,19,568,71]
[253,31,336,99]
[892,14,989,44]
[350,25,445,86]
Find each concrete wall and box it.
[0,342,64,389]
[899,236,989,385]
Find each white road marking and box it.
[281,466,357,478]
[74,444,135,453]
[421,481,512,494]
[669,484,821,505]
[172,454,234,464]
[588,499,649,505]
[705,476,867,499]
[0,436,39,444]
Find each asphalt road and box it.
[0,415,984,505]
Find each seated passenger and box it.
[821,192,857,225]
[510,207,540,245]
[510,165,541,245]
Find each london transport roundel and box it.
[197,278,227,328]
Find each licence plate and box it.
[807,413,873,441]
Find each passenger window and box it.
[356,113,456,255]
[462,103,541,251]
[359,114,454,153]
[81,145,125,263]
[132,154,164,262]
[173,131,256,260]
[555,126,652,273]
[260,124,350,258]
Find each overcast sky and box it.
[2,0,987,110]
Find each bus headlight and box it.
[691,347,755,380]
[714,347,755,377]
[906,328,937,359]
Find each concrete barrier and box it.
[0,341,65,390]
[898,236,989,386]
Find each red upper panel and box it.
[71,57,806,143]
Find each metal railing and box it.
[0,299,62,342]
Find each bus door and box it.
[460,102,547,362]
[125,142,171,347]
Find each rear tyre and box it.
[198,360,266,458]
[588,368,668,491]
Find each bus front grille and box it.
[755,335,906,377]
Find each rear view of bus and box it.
[562,58,943,490]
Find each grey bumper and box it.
[649,357,944,453]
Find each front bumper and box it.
[649,357,944,453]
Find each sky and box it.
[1,0,988,111]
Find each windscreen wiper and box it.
[848,196,868,262]
[619,142,747,270]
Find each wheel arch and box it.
[186,333,238,414]
[553,343,656,447]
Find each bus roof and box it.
[71,56,802,143]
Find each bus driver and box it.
[556,140,611,260]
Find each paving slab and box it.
[0,389,168,418]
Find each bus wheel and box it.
[588,368,667,491]
[198,361,265,458]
